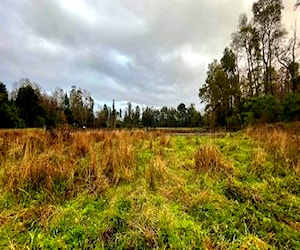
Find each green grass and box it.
[0,131,299,249]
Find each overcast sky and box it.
[0,0,299,109]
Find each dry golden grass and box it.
[251,148,268,175]
[194,144,234,175]
[240,235,269,250]
[202,238,215,250]
[0,129,145,197]
[96,131,136,185]
[159,134,171,146]
[246,124,300,173]
[1,130,73,193]
[0,204,56,231]
[146,156,168,191]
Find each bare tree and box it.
[275,22,300,92]
[232,14,262,96]
[252,0,285,95]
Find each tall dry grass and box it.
[246,123,300,174]
[0,129,146,197]
[146,156,168,191]
[86,131,136,192]
[194,144,234,176]
[251,148,268,176]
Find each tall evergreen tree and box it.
[15,84,45,127]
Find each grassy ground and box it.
[0,125,299,249]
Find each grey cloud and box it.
[1,0,298,108]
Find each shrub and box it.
[281,93,300,122]
[243,95,280,124]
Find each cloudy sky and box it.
[0,0,299,109]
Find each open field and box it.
[0,124,299,249]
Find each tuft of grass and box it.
[159,134,171,146]
[96,131,136,186]
[146,156,168,191]
[250,148,268,177]
[194,144,234,176]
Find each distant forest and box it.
[0,80,203,129]
[0,0,299,130]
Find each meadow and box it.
[0,124,299,249]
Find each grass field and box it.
[0,124,299,249]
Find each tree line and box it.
[0,79,203,129]
[199,0,300,129]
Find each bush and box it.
[0,103,25,128]
[281,93,300,122]
[242,94,300,125]
[243,95,280,124]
